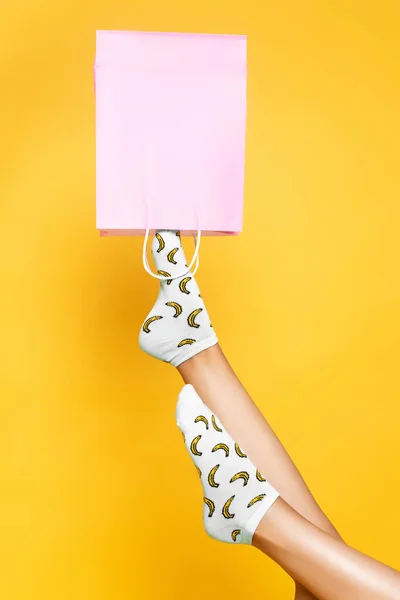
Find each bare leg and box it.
[254,498,400,600]
[175,367,400,598]
[140,230,396,597]
[295,584,318,600]
[178,345,342,599]
[178,346,339,537]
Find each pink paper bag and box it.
[95,30,247,236]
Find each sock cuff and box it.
[171,333,219,367]
[242,488,280,544]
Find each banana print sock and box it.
[176,384,280,545]
[139,231,218,367]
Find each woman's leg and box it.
[178,345,340,538]
[139,230,396,598]
[176,382,400,600]
[178,345,342,600]
[254,499,400,600]
[176,385,400,600]
[139,230,338,599]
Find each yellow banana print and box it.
[212,443,229,457]
[157,270,172,285]
[167,247,179,264]
[165,301,182,318]
[256,469,266,482]
[190,435,202,456]
[194,415,209,429]
[177,338,196,347]
[196,466,202,478]
[235,443,247,458]
[203,497,215,517]
[230,471,250,486]
[179,277,192,294]
[187,308,203,328]
[142,315,163,333]
[176,231,181,238]
[247,494,266,508]
[155,232,165,253]
[211,415,222,433]
[207,464,220,488]
[222,495,235,519]
[231,529,241,542]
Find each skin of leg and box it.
[178,344,341,598]
[295,584,318,600]
[253,498,400,600]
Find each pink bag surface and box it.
[95,30,247,236]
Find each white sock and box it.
[139,231,218,367]
[176,384,280,545]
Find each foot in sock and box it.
[139,231,218,367]
[176,384,279,545]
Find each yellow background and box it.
[1,1,399,598]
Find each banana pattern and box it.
[190,435,202,456]
[222,495,235,519]
[165,301,182,318]
[231,529,241,542]
[146,232,278,541]
[194,415,209,429]
[247,494,266,508]
[212,443,230,457]
[155,232,165,253]
[157,270,172,285]
[235,443,247,458]
[141,231,218,368]
[256,469,266,482]
[230,471,250,486]
[208,465,220,488]
[204,497,215,517]
[179,277,192,294]
[211,415,222,432]
[176,374,278,545]
[177,338,196,347]
[142,315,163,333]
[167,247,179,264]
[187,308,203,328]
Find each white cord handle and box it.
[142,229,201,281]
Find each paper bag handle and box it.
[142,229,201,281]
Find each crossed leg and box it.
[178,345,341,600]
[177,348,400,600]
[139,230,400,599]
[178,346,342,599]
